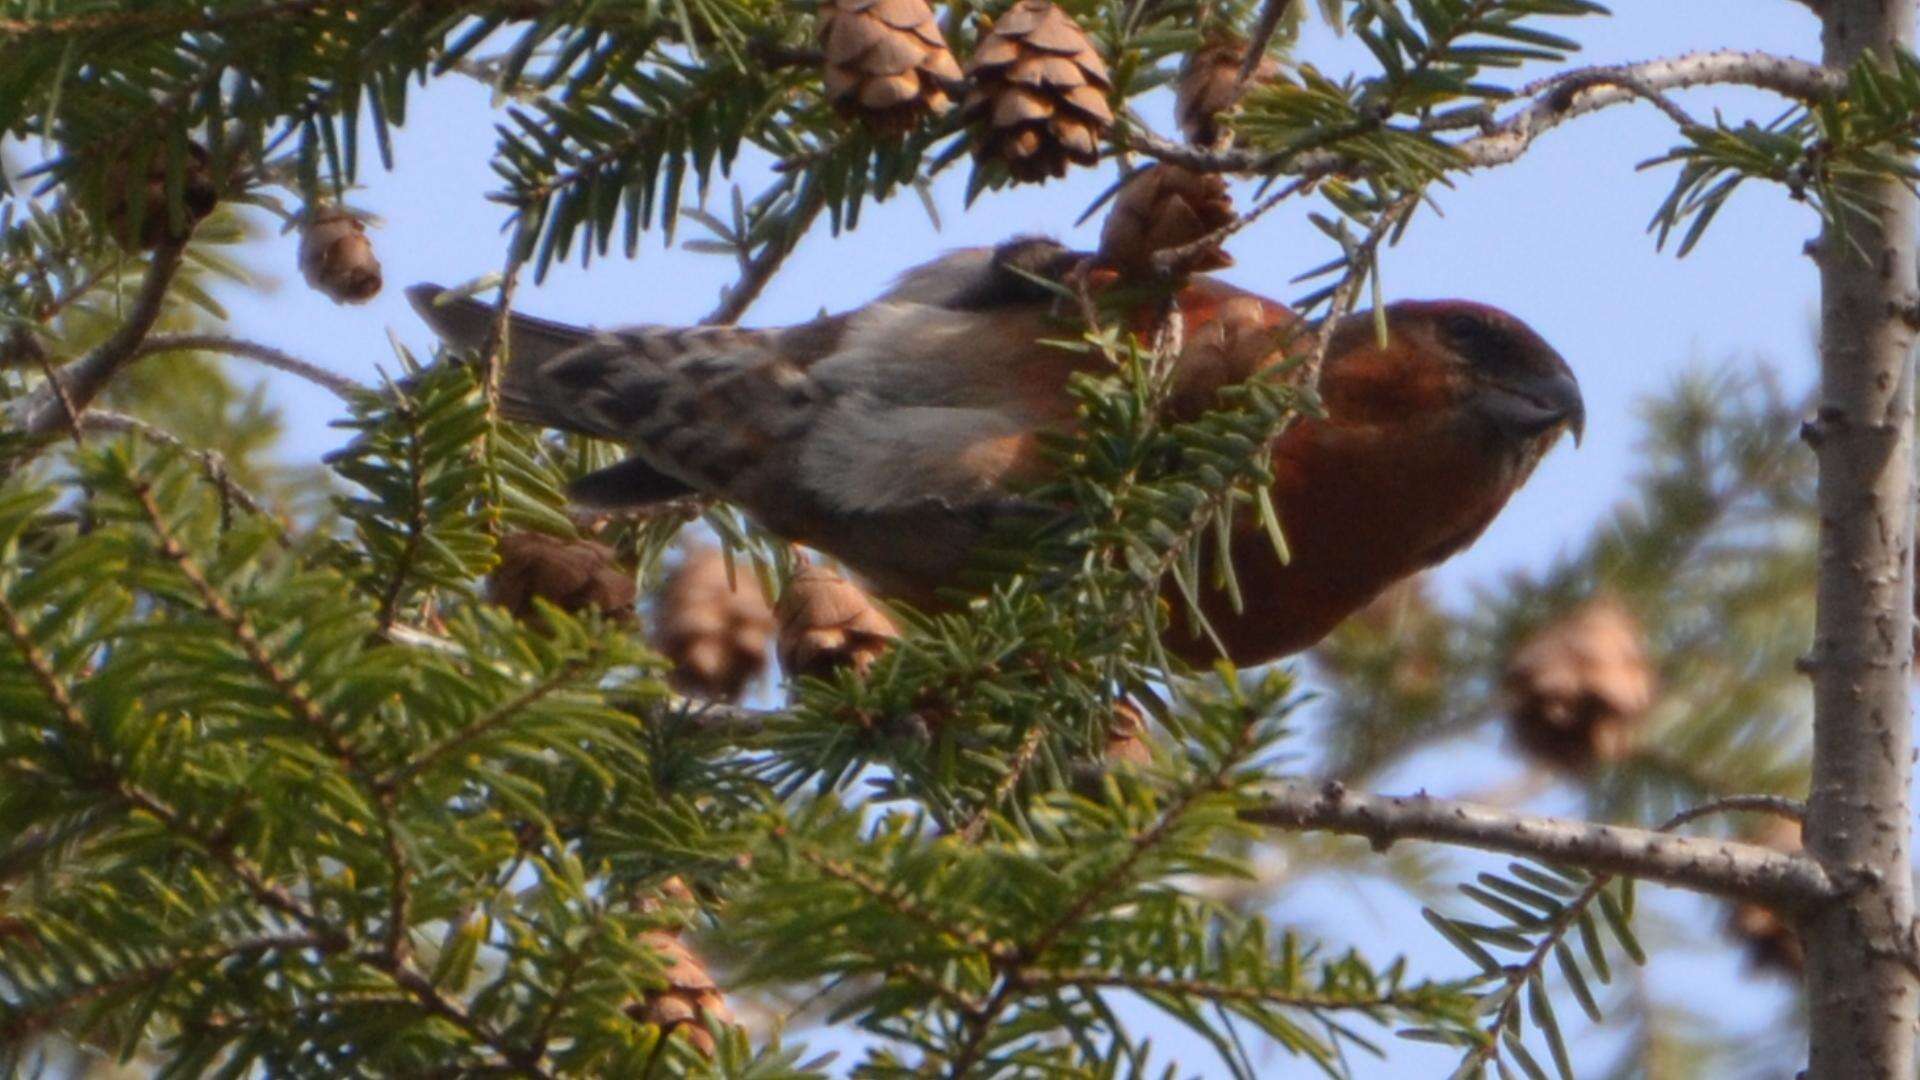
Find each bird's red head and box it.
[1318,299,1585,456]
[1172,294,1585,666]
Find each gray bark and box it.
[1244,783,1834,907]
[1804,1,1919,1076]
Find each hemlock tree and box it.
[1,0,1915,1077]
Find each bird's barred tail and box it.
[405,284,826,507]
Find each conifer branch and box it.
[0,1,331,38]
[373,390,433,633]
[0,932,337,1046]
[945,712,1267,1075]
[0,590,327,935]
[1243,781,1837,907]
[126,473,368,777]
[955,723,1046,843]
[1021,968,1440,1011]
[380,655,594,793]
[81,410,284,530]
[14,240,187,443]
[702,190,825,326]
[1133,49,1845,176]
[799,849,1009,959]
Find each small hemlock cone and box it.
[1175,35,1280,148]
[651,546,777,702]
[487,531,637,623]
[1096,164,1235,276]
[1725,817,1804,975]
[1502,596,1655,771]
[1103,701,1151,766]
[100,142,220,251]
[963,0,1112,181]
[628,881,735,1058]
[819,0,964,134]
[776,561,899,680]
[298,206,383,304]
[1162,293,1287,420]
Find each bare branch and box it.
[13,241,187,441]
[1238,0,1296,84]
[1242,781,1837,908]
[702,190,826,326]
[1132,49,1844,177]
[132,333,367,401]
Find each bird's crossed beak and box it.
[1481,360,1586,448]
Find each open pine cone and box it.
[99,141,220,251]
[1103,701,1151,766]
[629,930,736,1057]
[1096,163,1235,276]
[487,531,637,624]
[963,0,1112,181]
[1502,596,1656,771]
[651,546,777,702]
[819,0,964,134]
[1175,35,1280,147]
[298,206,383,305]
[776,561,899,681]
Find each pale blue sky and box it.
[199,2,1837,1074]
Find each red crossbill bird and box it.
[410,238,1582,668]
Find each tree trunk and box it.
[1805,1,1919,1076]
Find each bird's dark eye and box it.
[1441,312,1491,350]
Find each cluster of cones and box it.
[92,11,1279,316]
[483,528,1148,1049]
[819,0,1274,189]
[90,142,382,306]
[484,531,900,704]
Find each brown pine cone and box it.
[99,142,220,251]
[1502,596,1656,771]
[651,546,777,702]
[1161,294,1291,420]
[1096,164,1235,276]
[963,0,1113,182]
[629,930,735,1057]
[1103,701,1151,766]
[1726,817,1804,975]
[1175,35,1280,148]
[488,531,637,623]
[776,562,898,681]
[299,206,383,305]
[819,0,965,134]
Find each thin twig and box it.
[1657,793,1805,831]
[702,188,826,326]
[1237,0,1295,84]
[133,333,368,401]
[14,240,187,442]
[1148,177,1311,278]
[956,723,1047,843]
[1130,49,1844,177]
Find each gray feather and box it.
[405,283,590,365]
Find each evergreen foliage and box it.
[2,0,1914,1076]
